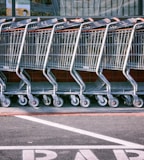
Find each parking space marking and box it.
[0,145,144,150]
[15,115,144,148]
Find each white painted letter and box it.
[23,150,35,160]
[75,150,100,160]
[22,150,57,160]
[113,150,129,160]
[74,152,86,160]
[114,149,144,160]
[35,150,57,160]
[125,150,144,160]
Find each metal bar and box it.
[12,0,15,16]
[138,0,143,15]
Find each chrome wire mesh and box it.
[101,29,132,70]
[47,29,79,70]
[0,29,24,71]
[75,29,105,72]
[128,29,144,70]
[20,29,52,70]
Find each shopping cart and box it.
[99,18,144,107]
[18,18,67,108]
[42,18,95,107]
[0,18,14,86]
[74,18,121,107]
[0,18,6,24]
[125,18,144,107]
[0,18,37,107]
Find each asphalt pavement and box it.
[0,98,144,160]
[0,113,144,160]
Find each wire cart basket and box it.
[99,18,144,107]
[0,18,40,107]
[17,18,69,108]
[125,18,144,107]
[73,18,123,107]
[44,19,94,107]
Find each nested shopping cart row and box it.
[0,17,144,108]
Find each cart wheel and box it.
[53,97,64,108]
[29,97,39,109]
[71,96,79,106]
[1,97,11,108]
[43,95,51,106]
[133,98,143,108]
[97,97,107,106]
[80,98,90,108]
[18,96,27,106]
[108,97,119,108]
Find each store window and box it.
[0,0,143,16]
[0,0,6,16]
[31,0,55,16]
[4,0,55,16]
[59,0,141,16]
[6,0,31,16]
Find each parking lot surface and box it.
[0,103,144,160]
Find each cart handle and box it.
[9,19,32,29]
[31,17,67,30]
[54,18,85,30]
[6,17,16,22]
[136,17,144,22]
[132,18,144,30]
[109,18,138,30]
[0,17,15,26]
[36,18,59,29]
[80,18,112,30]
[69,17,94,23]
[111,17,120,22]
[0,20,17,32]
[69,18,84,23]
[0,18,6,24]
[79,17,119,30]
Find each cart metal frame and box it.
[97,18,144,107]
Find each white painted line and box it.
[15,115,144,148]
[0,145,144,150]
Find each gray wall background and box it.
[59,0,143,17]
